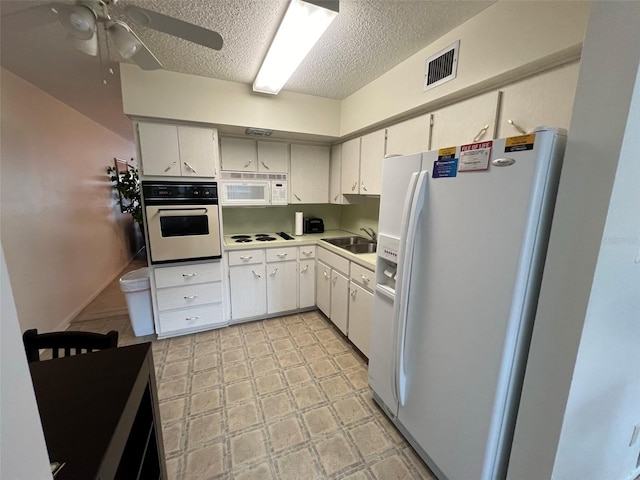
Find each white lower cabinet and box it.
[152,261,226,338]
[330,270,349,335]
[267,251,298,314]
[316,246,375,356]
[227,246,315,321]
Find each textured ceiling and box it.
[1,0,494,141]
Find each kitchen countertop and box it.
[223,230,377,270]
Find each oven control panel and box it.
[143,182,218,204]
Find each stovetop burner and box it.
[235,238,253,243]
[254,234,270,237]
[255,236,276,241]
[232,235,251,239]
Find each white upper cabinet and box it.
[257,141,289,172]
[359,129,386,195]
[220,138,289,173]
[430,91,500,150]
[496,61,580,138]
[220,137,257,172]
[138,122,220,178]
[329,144,342,204]
[386,113,432,156]
[340,138,361,195]
[289,144,329,204]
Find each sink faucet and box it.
[360,227,377,242]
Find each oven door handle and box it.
[157,207,209,214]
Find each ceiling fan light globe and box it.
[59,5,96,40]
[109,21,142,60]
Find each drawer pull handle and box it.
[361,182,368,192]
[351,182,357,191]
[186,316,200,321]
[334,194,338,201]
[243,158,254,169]
[323,271,329,279]
[360,275,369,284]
[277,253,288,258]
[302,250,313,255]
[261,161,270,170]
[252,270,261,278]
[269,267,278,277]
[183,161,197,173]
[351,289,357,299]
[184,295,198,300]
[301,265,309,273]
[164,161,177,172]
[182,273,197,278]
[332,276,337,285]
[240,256,253,261]
[294,194,301,201]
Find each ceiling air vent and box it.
[423,40,460,92]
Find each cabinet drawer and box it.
[158,303,224,334]
[228,249,265,266]
[317,247,349,275]
[298,246,316,259]
[350,263,375,291]
[154,262,221,288]
[266,247,297,262]
[156,282,223,311]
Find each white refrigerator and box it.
[368,127,567,480]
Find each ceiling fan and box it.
[40,0,223,71]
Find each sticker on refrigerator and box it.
[459,141,492,172]
[433,158,458,178]
[437,146,457,160]
[505,133,536,152]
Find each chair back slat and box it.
[22,329,119,363]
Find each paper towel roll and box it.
[295,212,304,236]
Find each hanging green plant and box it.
[107,160,142,227]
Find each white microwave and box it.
[219,172,288,206]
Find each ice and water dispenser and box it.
[375,234,399,296]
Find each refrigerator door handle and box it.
[393,170,429,407]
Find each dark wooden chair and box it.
[22,329,119,362]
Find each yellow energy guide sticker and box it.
[505,133,535,152]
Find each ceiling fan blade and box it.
[125,6,223,51]
[127,30,163,71]
[68,32,98,56]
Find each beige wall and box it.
[340,1,590,136]
[0,69,135,332]
[120,65,341,139]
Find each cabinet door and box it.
[266,261,298,314]
[340,138,360,195]
[229,264,266,319]
[348,282,373,357]
[330,270,349,335]
[316,261,331,318]
[289,144,329,204]
[220,137,258,171]
[299,259,316,309]
[386,113,432,156]
[329,144,342,204]
[359,129,386,195]
[257,141,289,173]
[496,62,580,138]
[177,126,219,178]
[430,91,499,151]
[137,123,181,176]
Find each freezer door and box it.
[397,130,565,480]
[377,153,423,239]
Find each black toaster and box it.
[304,217,324,233]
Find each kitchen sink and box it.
[342,243,377,254]
[321,236,377,254]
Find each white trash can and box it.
[119,267,154,336]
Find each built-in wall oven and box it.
[142,182,222,264]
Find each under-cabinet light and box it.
[253,0,338,95]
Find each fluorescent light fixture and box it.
[253,0,338,95]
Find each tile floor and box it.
[69,257,435,479]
